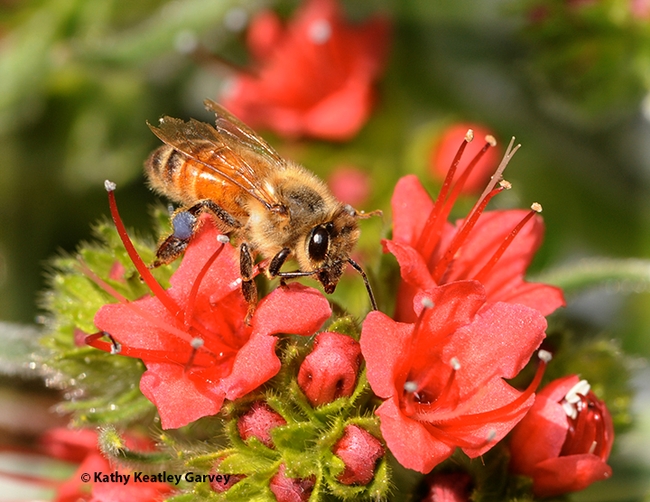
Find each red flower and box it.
[328,165,372,207]
[386,166,565,322]
[509,375,614,498]
[220,0,391,141]
[360,280,548,473]
[89,213,331,430]
[430,124,500,194]
[42,428,172,502]
[297,331,362,407]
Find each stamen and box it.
[105,181,182,322]
[432,184,507,282]
[565,379,591,404]
[185,337,205,369]
[473,205,541,283]
[416,134,472,260]
[443,349,549,428]
[184,243,225,328]
[421,297,434,309]
[404,381,418,393]
[450,357,461,370]
[475,137,520,207]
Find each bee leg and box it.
[240,243,257,324]
[152,200,240,268]
[152,210,198,267]
[267,247,291,289]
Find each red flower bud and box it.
[269,464,315,502]
[333,425,383,485]
[209,461,244,493]
[430,124,500,195]
[420,472,472,502]
[510,375,614,498]
[297,332,362,407]
[237,402,287,448]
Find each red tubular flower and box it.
[509,375,614,498]
[332,425,384,485]
[269,464,315,502]
[88,202,331,429]
[297,331,362,407]
[360,280,548,473]
[430,124,500,194]
[220,0,391,141]
[386,136,565,322]
[237,402,287,448]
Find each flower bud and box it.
[333,425,383,485]
[269,464,315,502]
[297,332,362,407]
[419,472,472,502]
[510,375,614,498]
[237,402,286,448]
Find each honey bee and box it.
[145,99,377,318]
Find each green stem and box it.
[534,258,650,295]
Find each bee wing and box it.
[204,99,285,169]
[148,113,285,210]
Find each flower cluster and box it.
[35,1,623,500]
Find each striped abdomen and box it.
[144,145,245,216]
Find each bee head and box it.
[305,207,360,293]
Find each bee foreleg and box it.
[240,242,257,324]
[268,248,291,277]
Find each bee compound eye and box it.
[172,211,196,240]
[308,226,330,262]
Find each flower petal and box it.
[531,454,613,498]
[390,175,435,246]
[252,283,331,337]
[376,398,455,473]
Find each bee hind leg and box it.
[151,200,241,268]
[240,243,257,324]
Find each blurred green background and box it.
[1,0,650,499]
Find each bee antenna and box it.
[347,258,378,311]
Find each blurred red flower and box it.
[90,216,331,429]
[509,375,614,498]
[221,0,391,141]
[42,428,172,502]
[385,174,565,322]
[360,280,548,473]
[430,124,500,194]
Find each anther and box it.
[217,234,230,244]
[191,337,204,349]
[465,129,474,142]
[450,357,461,370]
[538,349,553,363]
[105,332,121,355]
[531,202,542,213]
[104,180,117,192]
[485,135,497,147]
[499,179,512,190]
[421,297,434,309]
[404,381,418,393]
[486,429,497,442]
[565,379,591,404]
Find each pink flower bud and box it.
[269,464,315,502]
[297,332,362,407]
[333,425,384,485]
[209,461,244,493]
[237,402,287,448]
[419,472,472,502]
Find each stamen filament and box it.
[184,243,225,328]
[473,206,540,283]
[442,351,549,428]
[432,185,507,282]
[105,182,182,322]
